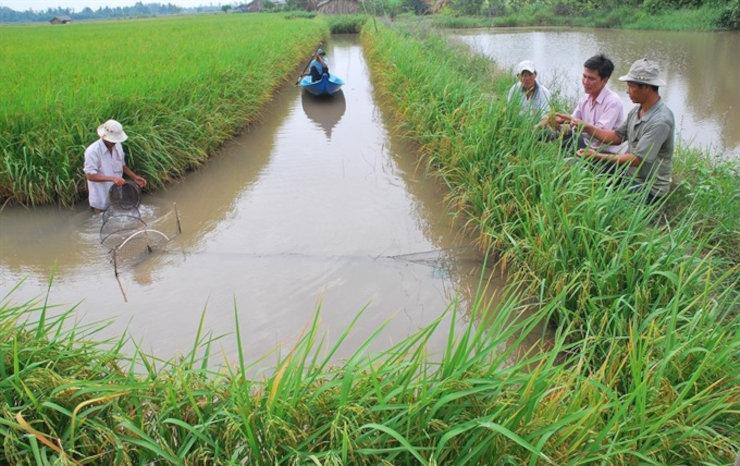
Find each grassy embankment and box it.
[1,21,738,464]
[362,22,739,458]
[324,14,368,33]
[428,2,737,31]
[0,14,327,206]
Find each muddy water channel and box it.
[1,36,504,366]
[456,28,739,156]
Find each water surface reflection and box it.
[302,91,347,140]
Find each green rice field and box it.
[0,14,327,205]
[0,15,738,465]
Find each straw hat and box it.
[97,119,128,143]
[618,58,666,87]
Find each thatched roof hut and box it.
[305,0,319,11]
[235,0,261,12]
[431,0,447,12]
[49,15,72,24]
[316,0,359,14]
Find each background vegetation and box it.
[0,3,221,23]
[370,0,738,30]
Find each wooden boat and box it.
[299,74,344,96]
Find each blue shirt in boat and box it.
[309,58,329,82]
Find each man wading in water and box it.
[83,119,147,212]
[558,59,675,204]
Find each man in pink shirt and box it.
[557,54,626,154]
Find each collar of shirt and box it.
[587,86,610,107]
[520,81,539,97]
[636,99,664,124]
[96,138,121,158]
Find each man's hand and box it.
[111,176,126,186]
[132,175,147,188]
[576,148,597,158]
[570,118,585,130]
[555,112,571,124]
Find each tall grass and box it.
[324,14,368,33]
[669,145,739,263]
[361,21,738,458]
[0,14,327,206]
[1,276,737,463]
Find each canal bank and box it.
[360,22,737,462]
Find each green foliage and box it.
[285,0,313,11]
[362,0,406,17]
[714,0,739,28]
[0,3,185,23]
[324,14,368,33]
[284,10,317,18]
[450,0,485,16]
[0,14,328,206]
[669,146,740,262]
[435,0,738,29]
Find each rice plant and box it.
[1,274,737,464]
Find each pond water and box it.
[456,28,739,157]
[0,35,507,368]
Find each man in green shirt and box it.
[558,58,675,204]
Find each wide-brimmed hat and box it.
[515,60,537,75]
[618,58,666,86]
[97,119,128,143]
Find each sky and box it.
[1,0,221,10]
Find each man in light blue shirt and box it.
[308,48,329,83]
[507,60,552,115]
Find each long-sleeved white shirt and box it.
[83,138,125,210]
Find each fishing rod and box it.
[295,47,321,85]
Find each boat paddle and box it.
[295,48,321,85]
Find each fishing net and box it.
[100,209,146,249]
[109,181,141,210]
[100,181,146,248]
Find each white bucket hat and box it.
[515,60,537,75]
[97,119,128,143]
[618,58,666,87]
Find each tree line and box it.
[0,2,221,23]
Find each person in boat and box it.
[559,59,675,204]
[309,48,329,83]
[83,119,146,212]
[506,60,552,115]
[553,54,626,153]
